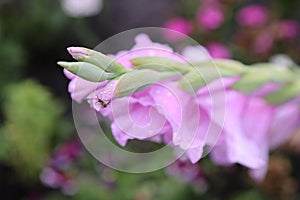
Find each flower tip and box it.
[67,47,89,59]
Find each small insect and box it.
[97,98,111,108]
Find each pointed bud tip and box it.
[57,61,70,68]
[67,47,89,59]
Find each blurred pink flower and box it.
[40,167,77,195]
[253,30,274,54]
[166,159,205,184]
[278,20,299,39]
[206,42,231,58]
[40,140,81,195]
[197,6,224,30]
[163,18,193,41]
[50,140,82,170]
[236,5,268,27]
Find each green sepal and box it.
[178,59,245,93]
[178,67,222,93]
[264,79,300,104]
[212,59,246,74]
[232,67,295,94]
[114,69,177,98]
[131,56,188,73]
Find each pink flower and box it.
[197,6,224,30]
[278,20,299,39]
[104,37,224,163]
[204,80,300,181]
[163,18,193,41]
[236,5,268,27]
[63,34,300,182]
[64,71,108,103]
[40,167,77,195]
[166,159,205,184]
[206,42,231,58]
[65,34,215,163]
[40,140,81,195]
[253,30,274,54]
[50,140,82,170]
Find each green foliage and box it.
[231,190,265,200]
[0,130,9,160]
[43,169,194,200]
[0,40,25,100]
[1,80,64,180]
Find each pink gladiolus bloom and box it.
[63,34,300,181]
[206,42,231,58]
[236,5,268,27]
[197,6,224,30]
[205,81,300,181]
[163,18,193,41]
[65,35,212,163]
[278,20,299,39]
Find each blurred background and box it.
[0,0,300,199]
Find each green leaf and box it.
[231,190,264,200]
[57,61,113,82]
[114,69,177,98]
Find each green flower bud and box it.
[67,47,129,74]
[57,61,113,82]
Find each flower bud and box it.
[67,47,129,74]
[57,61,112,82]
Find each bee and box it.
[97,98,111,108]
